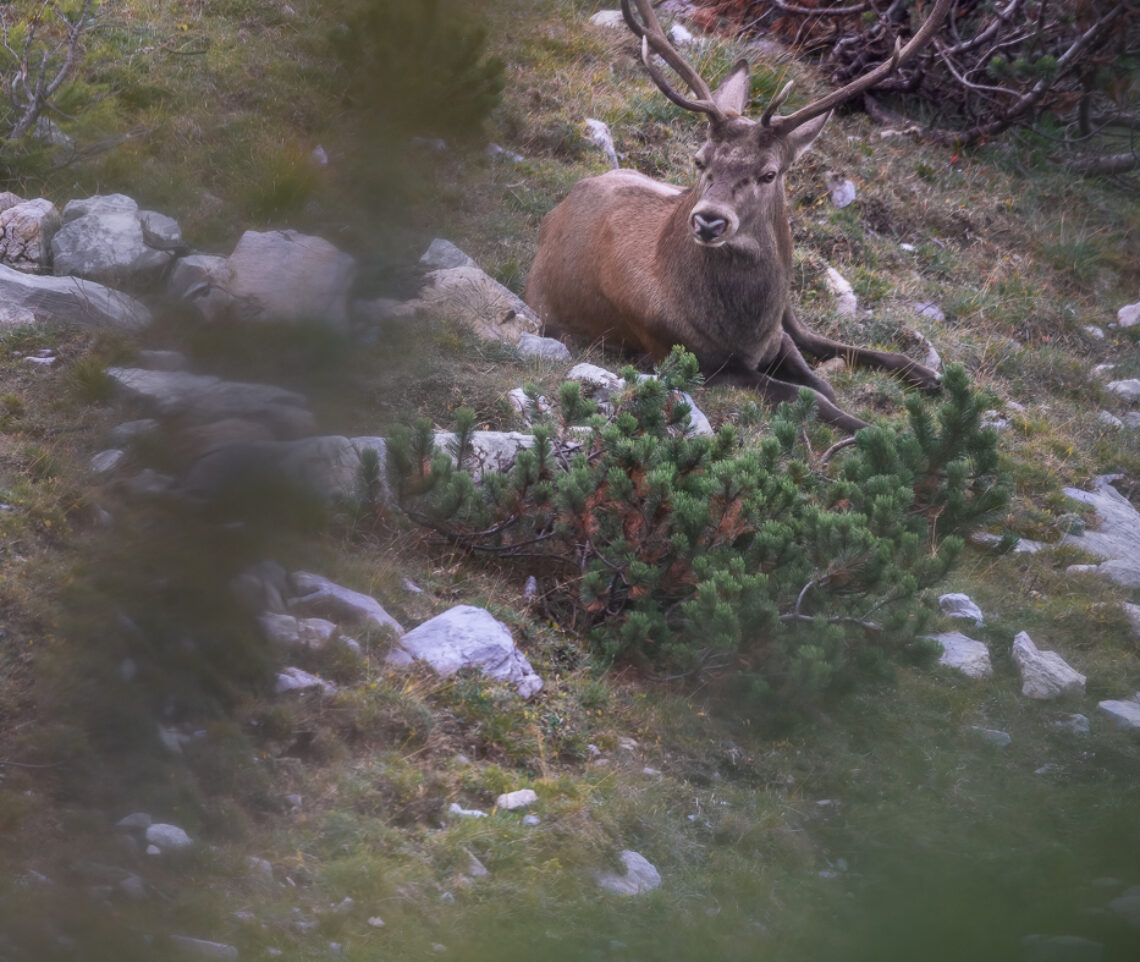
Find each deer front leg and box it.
[781,307,941,391]
[706,356,869,435]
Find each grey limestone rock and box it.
[1012,632,1085,700]
[495,789,538,811]
[231,560,289,615]
[1097,696,1140,730]
[0,198,60,272]
[276,666,337,694]
[0,264,151,331]
[52,195,172,287]
[1106,379,1140,401]
[409,264,542,344]
[1060,476,1140,587]
[387,604,543,698]
[288,571,405,635]
[927,631,993,678]
[516,332,571,361]
[939,592,985,625]
[596,850,661,896]
[145,823,193,853]
[419,238,477,271]
[225,229,357,329]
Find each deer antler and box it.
[621,0,727,123]
[763,0,954,131]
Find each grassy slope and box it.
[1,1,1139,959]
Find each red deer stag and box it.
[525,0,952,433]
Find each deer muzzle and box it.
[690,206,737,246]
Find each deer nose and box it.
[691,212,728,243]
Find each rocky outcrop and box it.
[1012,632,1085,700]
[0,264,151,330]
[0,197,60,272]
[51,194,175,287]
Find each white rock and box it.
[823,265,857,317]
[1061,477,1140,587]
[465,850,489,877]
[367,916,386,928]
[566,362,624,399]
[1092,363,1115,379]
[1117,300,1140,328]
[589,10,625,28]
[585,118,620,169]
[0,198,60,272]
[51,197,172,287]
[1097,697,1140,730]
[1012,632,1085,699]
[1096,411,1123,429]
[275,666,337,694]
[668,22,695,45]
[1106,379,1140,401]
[486,142,524,164]
[116,812,152,831]
[225,229,357,329]
[387,605,543,698]
[1021,934,1105,962]
[1122,602,1140,639]
[522,814,541,827]
[927,631,992,678]
[939,593,984,625]
[1109,886,1140,929]
[90,449,126,475]
[1084,326,1105,339]
[258,613,340,650]
[912,301,946,322]
[596,850,661,896]
[0,264,151,331]
[419,239,477,271]
[495,789,538,811]
[288,571,404,635]
[1124,412,1140,429]
[167,253,234,322]
[432,430,537,475]
[248,856,274,883]
[138,210,183,251]
[825,172,856,208]
[145,823,193,852]
[969,726,1011,747]
[517,332,571,361]
[507,387,552,424]
[1050,713,1090,735]
[448,802,488,818]
[410,265,541,344]
[169,935,238,960]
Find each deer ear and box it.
[785,111,830,162]
[711,59,751,117]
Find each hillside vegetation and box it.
[1,2,1139,961]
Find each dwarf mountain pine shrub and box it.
[386,351,1009,702]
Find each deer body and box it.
[525,0,952,433]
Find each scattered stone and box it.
[585,118,620,168]
[119,874,147,901]
[0,198,60,272]
[495,789,538,811]
[1108,886,1140,929]
[225,229,357,329]
[116,812,152,831]
[981,410,1010,431]
[1096,411,1123,429]
[419,239,477,272]
[1124,412,1140,429]
[939,593,984,625]
[1012,632,1085,700]
[0,264,152,330]
[824,172,856,208]
[465,850,489,877]
[108,419,160,447]
[52,195,172,287]
[145,823,193,853]
[486,142,524,163]
[332,896,354,914]
[258,613,345,652]
[1117,300,1140,328]
[589,10,625,27]
[167,253,234,322]
[288,571,404,635]
[1083,326,1105,340]
[668,21,696,44]
[1021,933,1105,962]
[823,265,857,317]
[927,631,993,678]
[522,814,541,827]
[448,802,488,819]
[248,856,274,884]
[596,850,661,896]
[516,332,571,361]
[1091,364,1115,380]
[1051,714,1091,735]
[409,265,542,344]
[970,532,1044,554]
[387,605,543,698]
[1096,697,1140,730]
[169,935,238,960]
[1106,379,1140,401]
[90,449,126,475]
[968,726,1011,747]
[367,916,385,928]
[276,667,337,695]
[432,430,537,475]
[911,301,946,322]
[566,362,624,400]
[1060,476,1140,588]
[34,116,73,150]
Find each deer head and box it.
[620,0,952,249]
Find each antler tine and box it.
[621,0,726,122]
[768,0,953,133]
[760,80,795,127]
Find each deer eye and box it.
[760,169,778,184]
[694,156,707,172]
